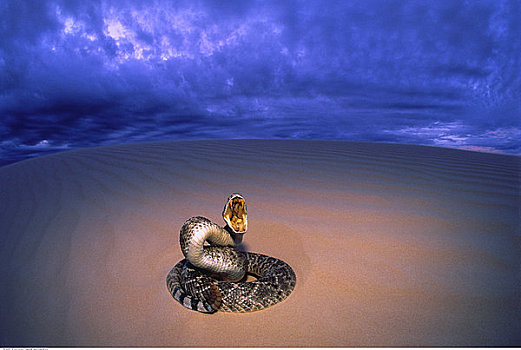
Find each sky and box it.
[1,0,520,166]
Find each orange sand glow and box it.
[0,140,519,346]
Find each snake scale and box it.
[166,193,296,313]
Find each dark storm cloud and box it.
[1,0,520,166]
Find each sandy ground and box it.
[0,140,519,347]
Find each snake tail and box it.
[166,260,222,313]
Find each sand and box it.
[0,140,519,347]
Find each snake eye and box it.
[222,194,247,233]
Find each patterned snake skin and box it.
[166,194,296,313]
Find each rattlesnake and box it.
[166,193,296,313]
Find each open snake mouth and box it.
[222,193,247,234]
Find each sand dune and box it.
[0,140,519,346]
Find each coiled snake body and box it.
[166,194,296,313]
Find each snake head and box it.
[222,193,248,234]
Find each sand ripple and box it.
[0,140,519,346]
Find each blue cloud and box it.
[0,0,520,166]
